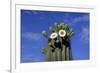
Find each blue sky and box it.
[21,9,90,63]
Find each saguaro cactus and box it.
[41,22,74,61]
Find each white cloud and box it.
[21,54,42,62]
[24,10,37,14]
[70,15,89,26]
[23,11,31,14]
[22,32,42,41]
[79,27,89,43]
[32,11,38,14]
[60,14,89,26]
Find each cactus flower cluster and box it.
[42,22,74,61]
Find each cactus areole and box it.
[42,23,74,61]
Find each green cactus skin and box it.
[66,47,70,60]
[45,46,52,61]
[42,45,72,61]
[56,48,62,61]
[51,51,56,61]
[62,45,66,61]
[69,47,73,60]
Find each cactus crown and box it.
[42,22,74,41]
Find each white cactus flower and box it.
[59,30,66,37]
[50,32,58,39]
